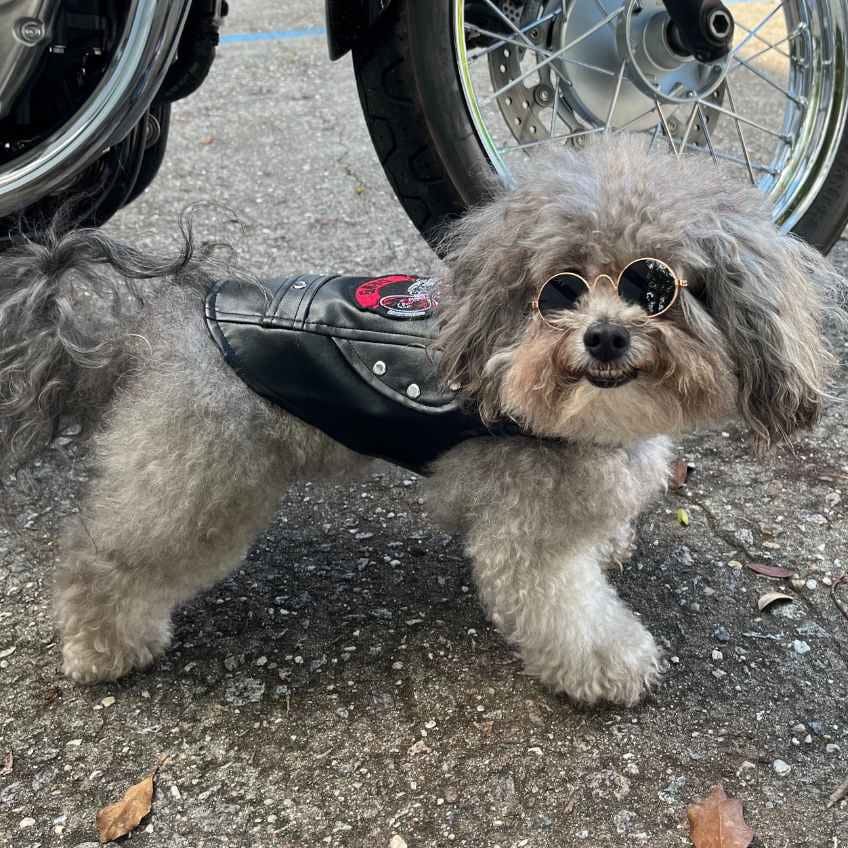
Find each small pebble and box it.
[792,640,811,655]
[19,818,35,829]
[805,579,817,590]
[713,625,731,643]
[712,649,723,662]
[100,696,115,708]
[792,723,807,735]
[826,744,841,754]
[790,577,806,591]
[773,759,791,776]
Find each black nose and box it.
[583,322,631,362]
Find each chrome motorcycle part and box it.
[351,0,848,252]
[454,0,848,237]
[0,0,191,218]
[0,0,59,118]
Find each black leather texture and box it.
[205,273,495,473]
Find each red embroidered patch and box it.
[354,275,438,319]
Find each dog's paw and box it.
[527,617,663,707]
[61,622,171,684]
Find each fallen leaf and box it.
[676,508,690,527]
[745,562,794,579]
[670,460,691,489]
[95,758,166,844]
[827,777,848,809]
[1,751,11,775]
[757,591,794,612]
[688,785,753,848]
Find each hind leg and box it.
[56,348,353,683]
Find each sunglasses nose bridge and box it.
[593,273,617,292]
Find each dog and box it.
[0,137,842,706]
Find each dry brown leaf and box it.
[95,758,166,844]
[688,785,753,848]
[670,460,691,489]
[0,751,12,775]
[757,591,794,612]
[745,562,794,579]
[827,777,848,809]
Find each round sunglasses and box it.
[532,258,688,327]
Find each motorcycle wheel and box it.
[353,0,848,253]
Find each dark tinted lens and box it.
[618,259,678,315]
[537,274,588,321]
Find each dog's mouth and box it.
[585,369,638,389]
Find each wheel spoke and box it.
[497,126,605,154]
[732,55,805,105]
[734,20,791,59]
[682,140,777,175]
[466,23,622,77]
[654,99,680,156]
[722,78,757,184]
[549,75,561,135]
[604,62,628,131]
[731,2,785,57]
[728,26,805,71]
[696,104,720,167]
[696,97,789,142]
[677,103,699,155]
[475,0,559,54]
[466,9,562,62]
[483,6,625,103]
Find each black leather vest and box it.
[204,273,497,473]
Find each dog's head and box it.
[436,137,843,450]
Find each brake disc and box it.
[487,0,724,149]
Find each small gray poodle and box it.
[0,138,841,706]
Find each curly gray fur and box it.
[1,137,843,707]
[0,220,210,465]
[436,137,844,449]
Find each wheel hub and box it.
[560,0,730,129]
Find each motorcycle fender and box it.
[325,0,393,60]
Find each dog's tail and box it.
[0,224,205,466]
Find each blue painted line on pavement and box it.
[220,27,326,44]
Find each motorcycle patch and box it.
[353,275,439,319]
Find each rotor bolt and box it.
[534,85,554,106]
[16,18,45,45]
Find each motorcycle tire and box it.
[353,0,848,254]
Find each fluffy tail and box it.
[0,224,205,467]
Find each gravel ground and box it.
[2,2,848,846]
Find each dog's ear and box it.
[693,208,843,450]
[435,194,544,420]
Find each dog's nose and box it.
[583,322,630,362]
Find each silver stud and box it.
[449,381,462,392]
[372,361,387,376]
[292,281,307,290]
[406,383,421,399]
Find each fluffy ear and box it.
[434,192,548,421]
[694,209,844,450]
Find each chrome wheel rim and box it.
[454,0,848,232]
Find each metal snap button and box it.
[406,383,421,399]
[372,361,387,376]
[292,281,307,289]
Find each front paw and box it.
[525,618,663,707]
[61,620,171,684]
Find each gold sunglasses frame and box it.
[532,258,688,327]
